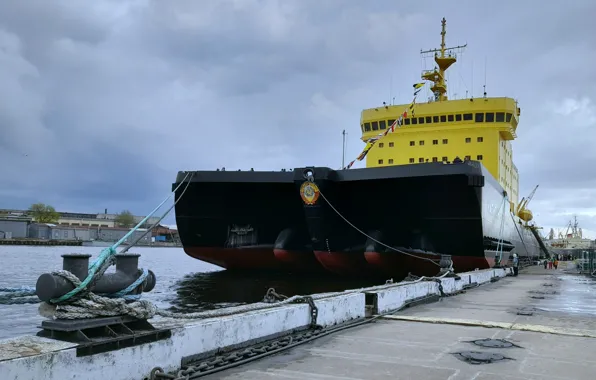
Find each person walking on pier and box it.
[548,258,553,269]
[512,253,519,276]
[543,259,548,269]
[554,258,559,270]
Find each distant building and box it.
[0,208,160,230]
[151,224,180,243]
[29,223,152,245]
[0,216,32,239]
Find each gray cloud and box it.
[0,0,595,235]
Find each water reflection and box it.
[167,270,382,313]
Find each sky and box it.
[0,0,595,238]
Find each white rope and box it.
[317,188,441,266]
[496,195,507,264]
[41,172,453,321]
[40,270,450,320]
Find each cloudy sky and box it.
[1,0,595,238]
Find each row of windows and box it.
[377,155,484,165]
[363,112,514,132]
[377,137,483,148]
[62,223,110,227]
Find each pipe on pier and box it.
[35,253,156,302]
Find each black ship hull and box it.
[173,162,541,277]
[173,171,321,272]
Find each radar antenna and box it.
[420,18,467,102]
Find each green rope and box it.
[49,172,191,304]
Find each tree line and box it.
[25,203,137,227]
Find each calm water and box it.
[0,246,379,340]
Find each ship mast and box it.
[420,18,467,102]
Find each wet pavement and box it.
[202,265,596,380]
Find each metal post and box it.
[62,253,91,280]
[439,254,454,276]
[342,130,346,169]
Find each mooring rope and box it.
[316,187,441,267]
[0,286,38,305]
[6,169,449,320]
[495,195,508,265]
[49,171,194,305]
[41,269,451,320]
[1,172,193,307]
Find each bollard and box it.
[35,253,156,302]
[439,254,455,276]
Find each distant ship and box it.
[544,216,595,256]
[173,18,542,277]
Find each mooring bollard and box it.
[439,254,454,276]
[35,253,156,302]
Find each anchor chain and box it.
[148,326,329,380]
[433,278,446,297]
[148,289,324,379]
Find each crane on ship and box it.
[516,185,552,258]
[516,184,539,225]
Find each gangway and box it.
[529,226,552,258]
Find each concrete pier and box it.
[1,266,594,380]
[203,266,596,380]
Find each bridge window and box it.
[372,121,379,130]
[477,155,483,160]
[447,115,454,122]
[388,159,394,164]
[440,115,447,122]
[465,155,471,160]
[419,140,424,146]
[433,116,439,123]
[405,119,410,125]
[442,156,448,162]
[378,159,383,164]
[432,157,438,162]
[442,139,448,144]
[418,158,424,163]
[477,137,484,142]
[463,113,472,121]
[389,142,394,147]
[496,112,505,122]
[410,141,415,146]
[475,113,484,122]
[485,112,495,122]
[388,119,395,127]
[364,123,371,131]
[465,137,471,143]
[418,117,425,124]
[411,118,418,125]
[378,143,384,148]
[426,116,432,123]
[379,120,386,129]
[409,158,415,163]
[456,114,462,121]
[506,113,512,122]
[433,139,438,145]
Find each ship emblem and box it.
[300,181,320,205]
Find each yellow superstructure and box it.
[359,18,522,208]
